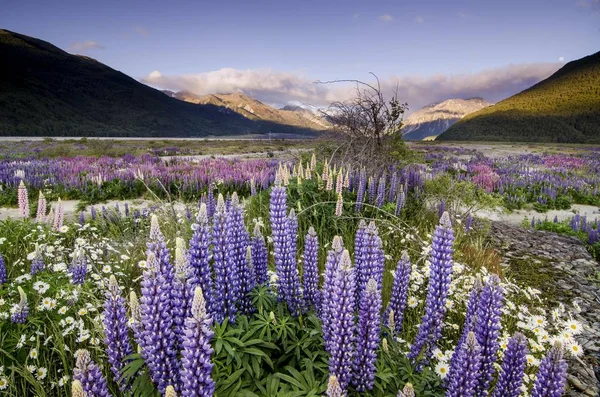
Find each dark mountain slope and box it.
[0,29,315,137]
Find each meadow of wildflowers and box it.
[0,151,594,396]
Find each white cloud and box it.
[69,40,105,52]
[414,16,425,23]
[379,14,393,22]
[141,63,561,114]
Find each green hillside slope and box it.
[437,51,600,143]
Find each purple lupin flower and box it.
[251,223,269,285]
[180,287,215,397]
[491,333,528,397]
[270,172,288,292]
[211,194,232,323]
[531,342,568,397]
[326,250,356,391]
[367,176,376,204]
[356,222,385,301]
[352,278,382,392]
[173,238,192,347]
[17,180,29,218]
[326,375,345,397]
[355,169,366,212]
[449,280,481,373]
[474,275,504,396]
[91,206,97,220]
[206,184,215,219]
[11,287,29,324]
[102,275,133,391]
[284,208,303,315]
[395,188,405,216]
[0,253,6,285]
[445,332,482,397]
[389,172,398,202]
[465,214,473,232]
[385,251,411,335]
[228,193,254,315]
[70,248,88,285]
[225,192,250,319]
[409,211,454,364]
[354,220,368,306]
[147,215,174,276]
[376,176,386,208]
[189,203,213,311]
[139,252,179,394]
[36,191,46,222]
[270,173,302,316]
[73,349,111,397]
[30,244,44,275]
[302,227,320,311]
[79,211,85,226]
[438,200,446,219]
[321,236,344,350]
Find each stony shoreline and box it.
[489,222,600,397]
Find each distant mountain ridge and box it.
[0,29,319,137]
[437,51,600,143]
[165,91,330,130]
[402,98,492,140]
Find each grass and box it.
[0,138,317,159]
[504,255,574,306]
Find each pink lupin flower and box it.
[17,180,29,218]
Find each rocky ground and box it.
[490,222,600,396]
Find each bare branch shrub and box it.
[316,73,409,170]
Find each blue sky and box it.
[2,0,599,110]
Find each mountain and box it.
[437,51,600,143]
[167,91,330,130]
[401,98,492,140]
[0,29,318,137]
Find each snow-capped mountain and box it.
[402,98,492,140]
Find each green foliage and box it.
[423,174,502,213]
[386,134,422,166]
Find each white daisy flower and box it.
[567,342,583,357]
[407,297,419,308]
[563,319,583,335]
[35,367,47,380]
[434,362,449,379]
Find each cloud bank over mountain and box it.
[142,62,561,113]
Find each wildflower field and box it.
[0,147,598,397]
